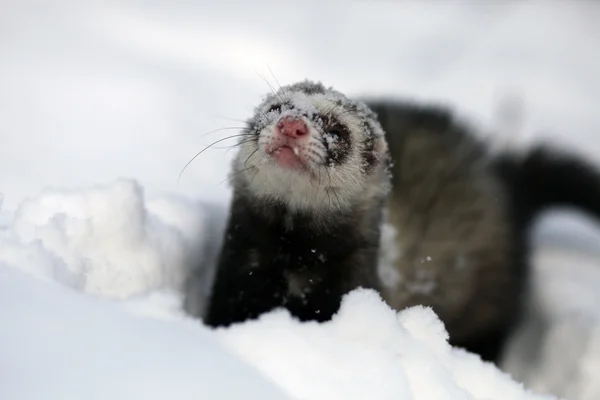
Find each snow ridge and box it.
[0,179,557,400]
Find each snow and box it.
[1,179,202,298]
[502,212,600,400]
[322,133,340,150]
[219,288,554,400]
[0,264,289,400]
[0,192,554,399]
[1,1,600,399]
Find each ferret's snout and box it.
[277,117,308,138]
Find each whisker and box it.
[250,166,260,184]
[218,164,257,186]
[178,134,255,182]
[193,126,247,139]
[267,65,288,102]
[245,148,260,166]
[253,106,272,126]
[222,138,257,153]
[267,65,284,91]
[242,104,268,127]
[236,137,258,146]
[257,71,285,104]
[212,137,256,150]
[210,114,249,125]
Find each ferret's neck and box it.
[239,191,366,234]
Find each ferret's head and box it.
[234,80,390,212]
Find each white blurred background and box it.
[2,1,600,211]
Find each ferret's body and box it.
[369,101,524,359]
[202,81,600,363]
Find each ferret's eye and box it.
[326,124,348,138]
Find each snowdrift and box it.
[0,179,556,400]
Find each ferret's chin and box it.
[266,149,320,181]
[270,146,305,170]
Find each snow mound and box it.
[0,179,206,298]
[219,288,554,400]
[0,180,556,400]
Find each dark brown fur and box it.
[368,99,600,361]
[200,81,600,364]
[368,100,522,359]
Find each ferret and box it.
[202,80,600,363]
[204,81,391,327]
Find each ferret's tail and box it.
[493,144,600,230]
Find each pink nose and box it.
[277,117,308,138]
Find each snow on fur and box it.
[0,179,556,400]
